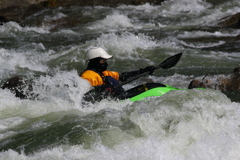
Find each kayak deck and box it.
[129,85,184,101]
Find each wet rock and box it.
[0,0,165,24]
[1,76,34,99]
[219,12,240,28]
[205,0,220,5]
[52,0,164,6]
[0,1,45,23]
[235,34,240,41]
[234,66,240,74]
[188,67,240,92]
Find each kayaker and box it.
[80,47,156,101]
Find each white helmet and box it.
[86,47,112,61]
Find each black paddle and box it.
[114,52,182,89]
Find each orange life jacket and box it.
[80,70,120,86]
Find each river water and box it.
[0,0,240,159]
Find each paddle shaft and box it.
[114,72,148,89]
[114,53,182,89]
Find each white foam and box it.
[87,12,134,31]
[0,48,50,76]
[91,32,159,59]
[0,70,89,119]
[162,0,212,13]
[51,12,67,20]
[1,89,240,160]
[117,3,159,11]
[55,29,78,35]
[0,22,49,37]
[180,0,240,26]
[0,117,26,131]
[157,0,234,27]
[178,31,240,39]
[0,116,27,140]
[179,40,226,49]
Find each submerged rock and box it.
[0,0,45,23]
[1,76,34,99]
[188,67,240,92]
[235,34,240,41]
[219,12,240,29]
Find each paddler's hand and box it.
[94,84,115,93]
[141,66,156,75]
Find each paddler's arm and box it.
[119,66,155,82]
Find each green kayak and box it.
[129,84,185,101]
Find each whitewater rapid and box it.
[0,0,240,159]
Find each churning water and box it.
[0,0,240,159]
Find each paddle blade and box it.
[157,53,182,69]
